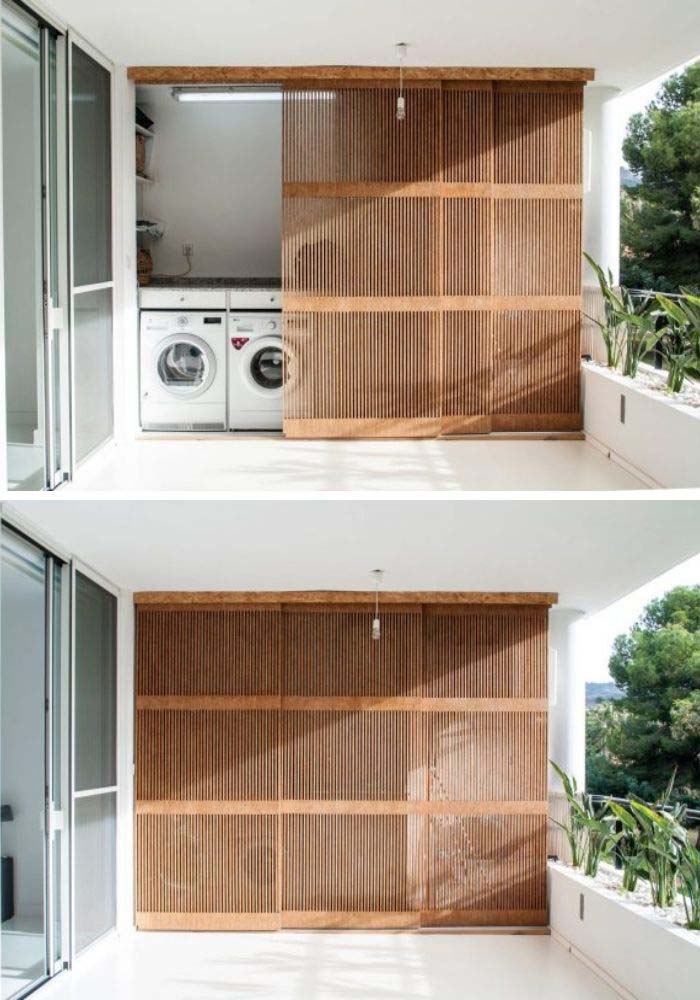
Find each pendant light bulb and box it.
[395,42,408,121]
[371,569,384,641]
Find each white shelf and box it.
[135,123,154,138]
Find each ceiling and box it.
[5,493,700,613]
[50,0,700,92]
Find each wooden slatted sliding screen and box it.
[282,80,584,437]
[135,592,554,930]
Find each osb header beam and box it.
[134,590,558,606]
[127,65,594,84]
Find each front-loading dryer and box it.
[228,312,285,431]
[140,311,227,431]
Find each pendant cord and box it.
[396,42,407,121]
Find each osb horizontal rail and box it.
[136,800,549,816]
[136,695,549,712]
[134,590,558,605]
[281,296,582,312]
[127,65,595,84]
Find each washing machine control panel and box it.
[229,311,281,345]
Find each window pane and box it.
[74,571,116,791]
[71,44,111,286]
[1,528,48,997]
[74,793,116,952]
[2,1,45,490]
[74,288,113,461]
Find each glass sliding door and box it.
[1,1,69,489]
[1,525,69,999]
[72,570,117,952]
[70,41,113,464]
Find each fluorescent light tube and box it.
[171,87,282,103]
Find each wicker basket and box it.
[137,248,153,286]
[136,133,147,176]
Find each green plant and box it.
[620,310,663,379]
[678,841,700,930]
[551,760,618,877]
[608,800,645,892]
[584,253,661,376]
[656,291,700,392]
[579,798,618,878]
[550,760,587,868]
[584,253,626,369]
[627,797,686,909]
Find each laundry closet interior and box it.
[133,67,589,441]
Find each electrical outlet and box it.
[182,242,194,257]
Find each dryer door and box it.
[154,334,216,399]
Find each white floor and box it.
[40,931,619,1000]
[69,437,646,491]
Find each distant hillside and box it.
[586,682,624,707]
[621,166,640,189]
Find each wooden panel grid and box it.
[136,710,278,801]
[136,607,280,695]
[492,311,581,425]
[283,197,439,297]
[135,595,552,930]
[493,87,583,184]
[283,814,417,913]
[283,87,441,183]
[136,814,278,915]
[425,712,548,802]
[282,80,584,437]
[282,606,422,696]
[284,312,441,432]
[282,711,420,801]
[423,605,548,698]
[425,814,547,915]
[493,199,582,297]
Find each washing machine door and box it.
[242,336,286,397]
[154,334,216,399]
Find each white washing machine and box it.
[140,311,227,431]
[228,312,284,430]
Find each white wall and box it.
[583,363,700,488]
[550,864,700,1000]
[582,86,623,282]
[136,85,281,278]
[548,609,587,789]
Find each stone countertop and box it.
[146,276,282,289]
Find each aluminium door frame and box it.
[66,29,116,476]
[68,556,121,962]
[0,0,71,491]
[39,23,71,489]
[0,509,71,996]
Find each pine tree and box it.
[621,62,700,292]
[586,586,700,806]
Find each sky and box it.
[582,552,700,682]
[618,56,697,122]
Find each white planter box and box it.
[582,363,700,488]
[549,862,700,1000]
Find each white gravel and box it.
[590,361,700,408]
[565,861,697,931]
